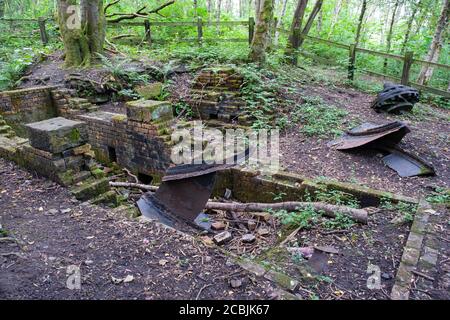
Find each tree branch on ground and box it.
[109,182,368,223]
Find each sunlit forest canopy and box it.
[0,0,448,91]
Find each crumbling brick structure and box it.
[187,67,249,124]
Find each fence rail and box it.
[1,17,449,98]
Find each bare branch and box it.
[107,1,176,23]
[104,0,121,14]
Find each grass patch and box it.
[291,95,348,138]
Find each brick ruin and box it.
[0,85,174,206]
[186,67,250,125]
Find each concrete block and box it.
[25,117,88,153]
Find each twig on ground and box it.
[279,226,302,247]
[195,283,215,300]
[122,168,139,183]
[0,252,23,258]
[412,270,434,281]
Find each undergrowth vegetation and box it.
[271,189,360,231]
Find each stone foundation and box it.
[0,86,58,137]
[0,86,174,185]
[186,67,250,124]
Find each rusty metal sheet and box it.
[382,147,435,177]
[138,150,250,228]
[329,121,410,150]
[138,171,217,228]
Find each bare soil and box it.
[209,204,411,300]
[0,159,280,300]
[279,77,450,198]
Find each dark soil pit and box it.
[0,159,282,300]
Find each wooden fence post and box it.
[401,51,414,85]
[144,20,152,46]
[248,17,255,45]
[197,17,203,45]
[38,17,48,45]
[348,44,356,81]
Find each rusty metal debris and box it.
[138,149,250,229]
[382,147,435,178]
[329,121,435,177]
[137,163,233,229]
[371,82,420,114]
[329,121,410,150]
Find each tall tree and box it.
[286,0,308,58]
[354,0,367,46]
[383,0,400,73]
[207,0,213,22]
[417,0,449,85]
[216,0,222,32]
[296,0,323,48]
[327,0,344,38]
[57,0,106,67]
[274,0,289,45]
[249,0,274,64]
[0,0,5,18]
[401,0,422,53]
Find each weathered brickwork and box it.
[78,102,173,181]
[51,88,173,180]
[51,88,99,118]
[0,86,58,137]
[186,67,250,124]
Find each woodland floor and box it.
[0,159,280,300]
[278,71,449,198]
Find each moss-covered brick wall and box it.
[77,109,172,180]
[0,86,58,137]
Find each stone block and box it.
[25,117,88,153]
[71,177,109,201]
[136,82,163,99]
[126,100,173,123]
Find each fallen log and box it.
[110,181,158,191]
[109,181,368,223]
[205,201,368,224]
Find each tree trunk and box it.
[354,0,367,46]
[57,0,106,67]
[274,0,288,45]
[216,0,222,32]
[249,0,274,64]
[255,0,263,17]
[286,0,308,58]
[194,0,198,16]
[383,0,400,74]
[317,8,323,33]
[0,0,5,18]
[417,0,449,85]
[401,0,422,53]
[327,0,343,38]
[207,0,213,22]
[297,0,323,48]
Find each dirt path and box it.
[0,159,279,300]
